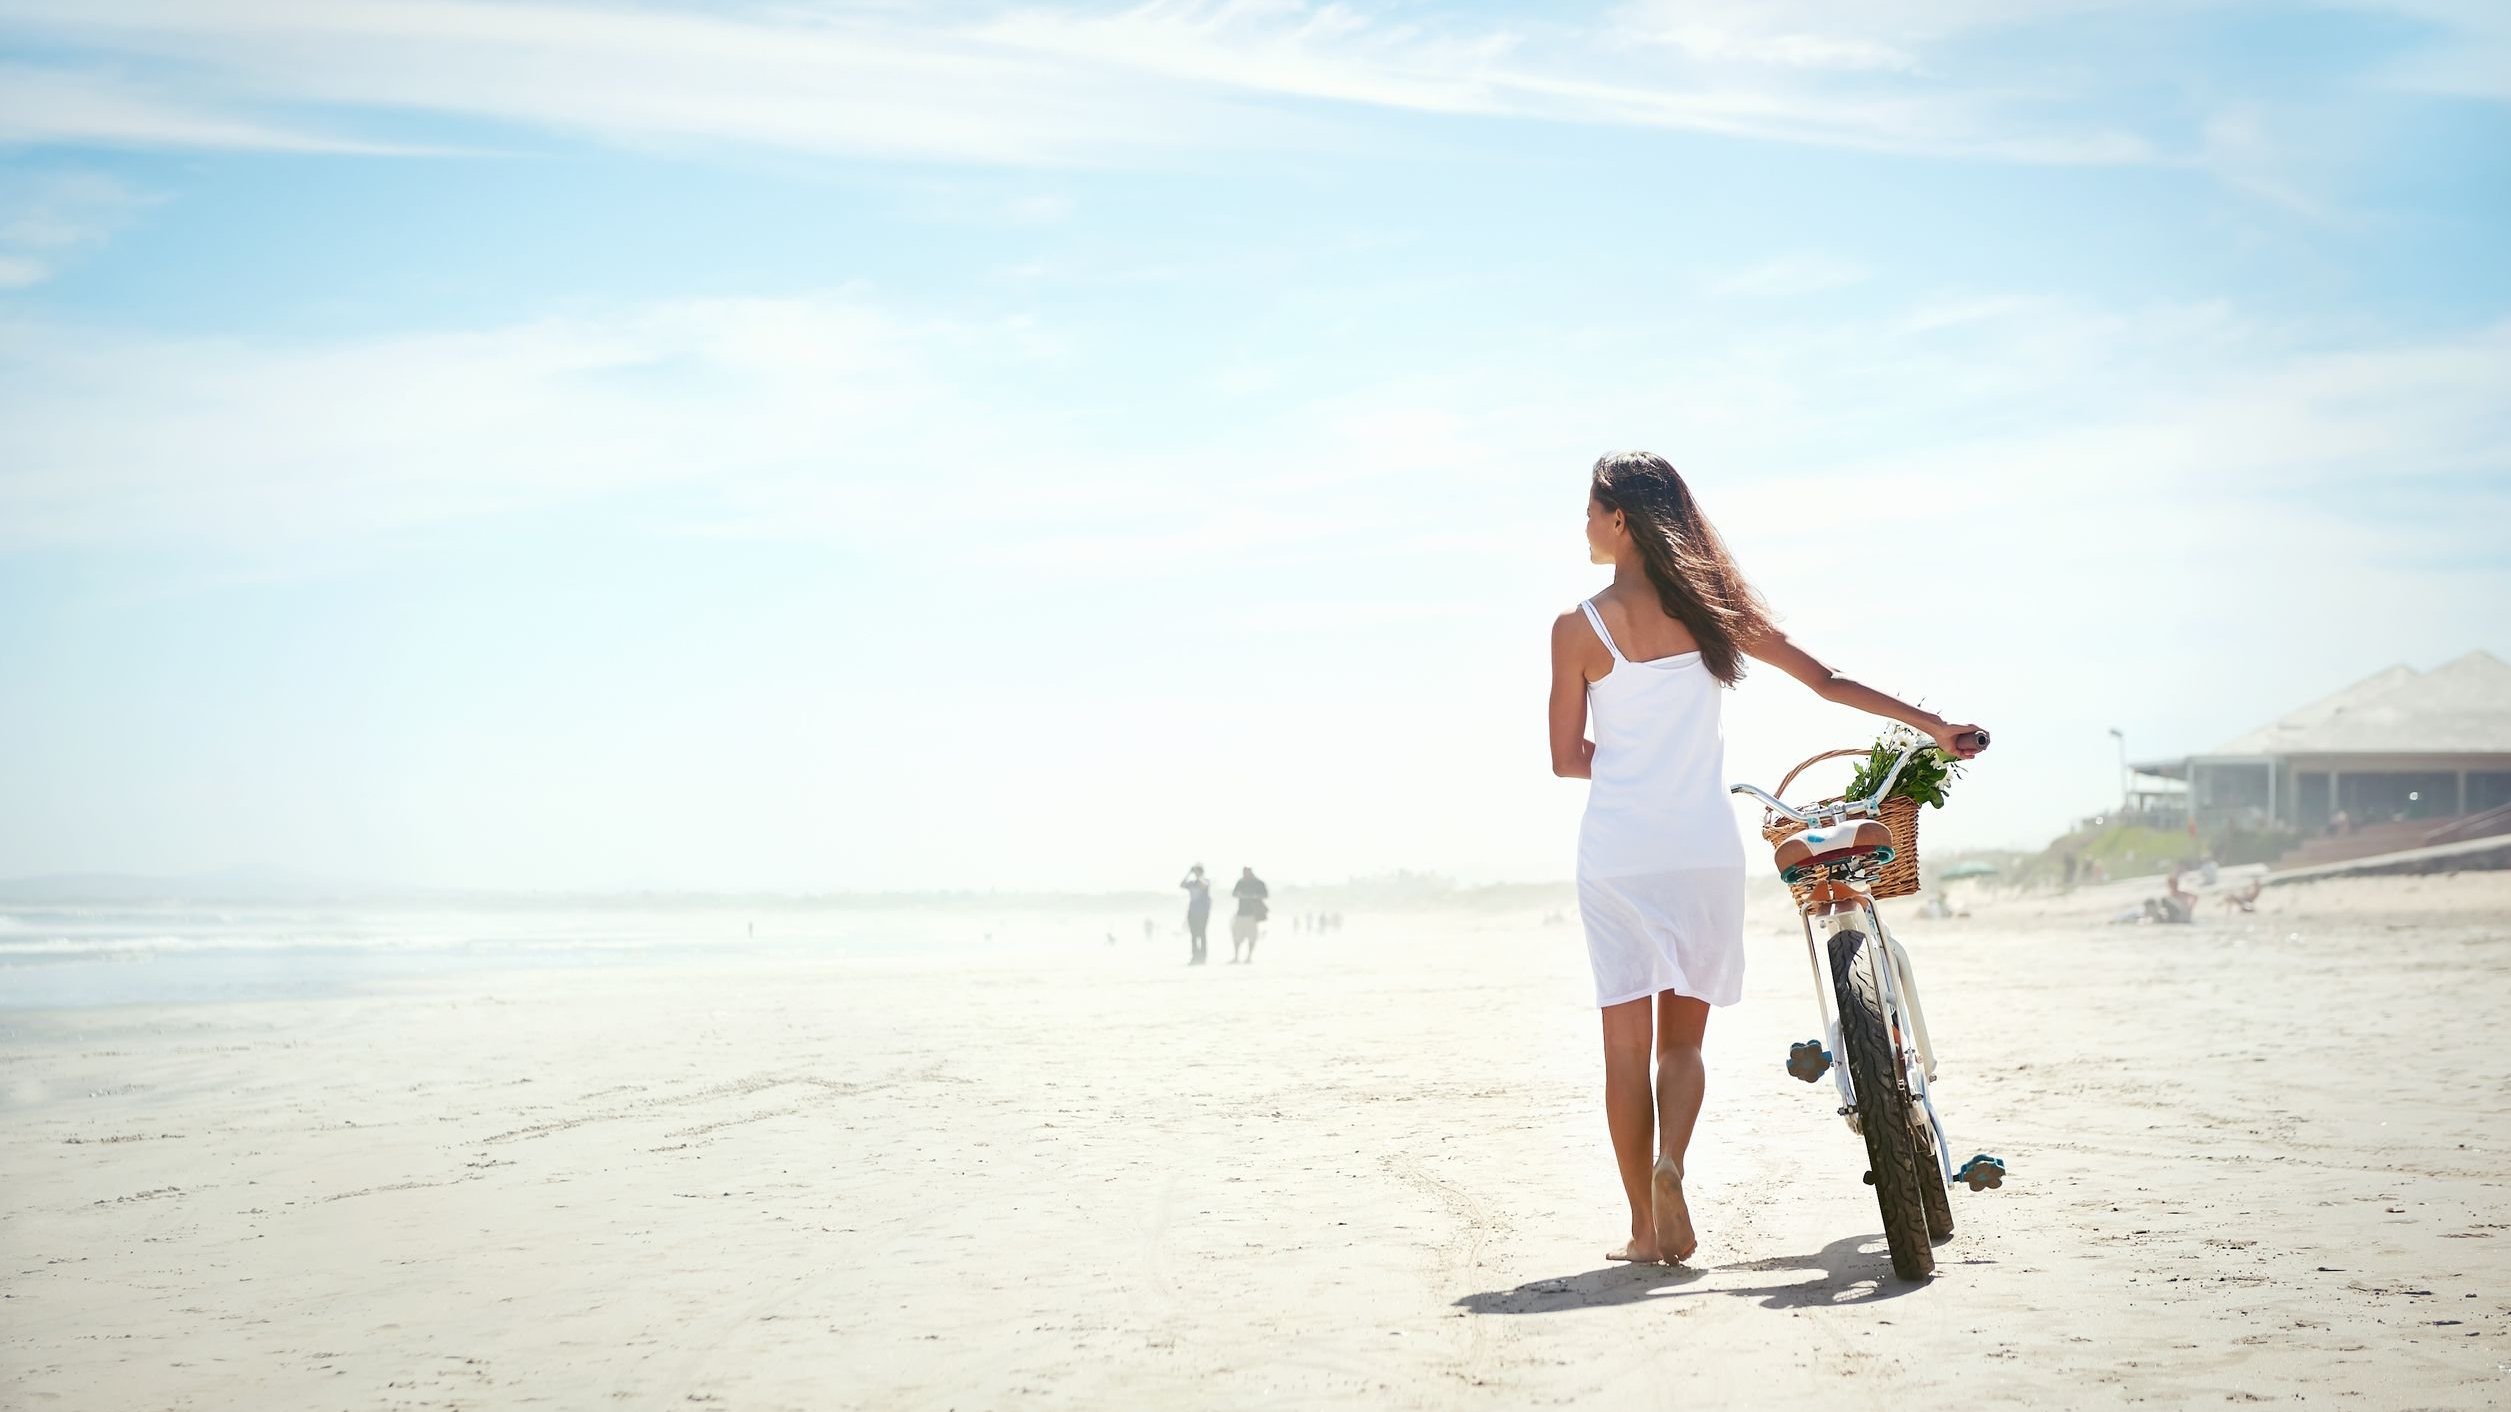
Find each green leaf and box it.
[1836,731,1964,811]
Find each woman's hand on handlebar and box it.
[1928,722,1990,760]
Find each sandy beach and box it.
[5,873,2508,1410]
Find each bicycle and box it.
[1731,733,2007,1281]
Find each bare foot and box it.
[1651,1156,1697,1263]
[1605,1239,1664,1264]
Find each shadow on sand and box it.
[1453,1233,1929,1314]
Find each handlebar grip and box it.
[1960,730,1990,752]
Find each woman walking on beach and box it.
[1548,451,1985,1265]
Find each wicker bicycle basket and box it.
[1758,747,1926,907]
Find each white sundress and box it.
[1574,598,1748,1008]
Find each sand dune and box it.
[4,874,2507,1409]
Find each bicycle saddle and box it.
[1772,818,1896,879]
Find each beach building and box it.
[2136,651,2511,831]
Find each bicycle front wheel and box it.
[1829,926,1936,1280]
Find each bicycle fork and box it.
[1797,902,1955,1183]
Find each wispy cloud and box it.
[967,0,2161,164]
[0,0,1284,167]
[1610,0,2095,60]
[0,0,2496,215]
[1702,253,1869,299]
[0,169,157,287]
[5,276,2502,584]
[0,294,940,544]
[2360,0,2511,99]
[0,62,419,154]
[1611,0,1932,71]
[0,0,2205,170]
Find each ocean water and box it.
[0,901,1169,1010]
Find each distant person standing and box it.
[1179,865,1213,965]
[1230,866,1269,963]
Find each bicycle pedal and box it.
[1786,1040,1832,1083]
[1958,1154,2007,1191]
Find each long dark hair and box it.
[1589,451,1773,686]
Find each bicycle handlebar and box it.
[1731,731,1989,826]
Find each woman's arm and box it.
[1549,611,1602,778]
[1744,626,1988,760]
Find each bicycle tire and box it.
[1914,1108,1954,1239]
[1828,927,1936,1280]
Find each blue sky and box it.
[1,0,2505,891]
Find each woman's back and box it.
[1576,595,1740,877]
[1583,589,1700,665]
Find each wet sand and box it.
[5,874,2508,1409]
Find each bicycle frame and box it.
[1737,740,1960,1182]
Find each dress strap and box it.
[1578,598,1627,662]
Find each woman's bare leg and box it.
[1599,997,1660,1262]
[1651,992,1710,1261]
